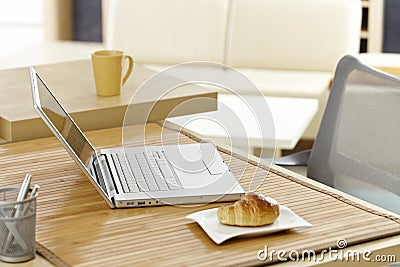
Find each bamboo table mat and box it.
[0,123,399,266]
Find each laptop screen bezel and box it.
[29,67,114,208]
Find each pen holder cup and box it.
[0,187,36,263]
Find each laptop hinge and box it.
[97,155,117,200]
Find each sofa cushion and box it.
[106,0,229,64]
[143,63,331,98]
[226,0,361,72]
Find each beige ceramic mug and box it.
[91,50,134,96]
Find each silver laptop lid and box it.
[30,67,114,207]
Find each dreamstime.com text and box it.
[257,239,397,263]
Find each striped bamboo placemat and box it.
[0,123,399,266]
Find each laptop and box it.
[30,67,244,208]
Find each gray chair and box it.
[274,55,400,214]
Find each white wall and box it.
[0,0,45,59]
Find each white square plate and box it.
[186,205,311,244]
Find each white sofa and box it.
[105,0,362,139]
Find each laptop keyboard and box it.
[112,151,182,193]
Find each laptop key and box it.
[158,184,169,191]
[157,161,174,178]
[146,181,159,191]
[137,181,149,192]
[128,183,139,193]
[154,174,168,187]
[116,151,184,192]
[113,154,132,193]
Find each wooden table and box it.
[0,123,399,266]
[0,60,217,143]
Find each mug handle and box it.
[122,55,134,85]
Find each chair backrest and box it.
[308,55,400,214]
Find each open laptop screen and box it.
[34,73,96,168]
[31,68,112,202]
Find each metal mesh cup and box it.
[0,187,37,263]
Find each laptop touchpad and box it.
[202,160,226,175]
[172,159,207,174]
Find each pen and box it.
[2,174,32,253]
[29,184,40,199]
[16,174,32,202]
[21,184,40,216]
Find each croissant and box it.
[217,193,280,226]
